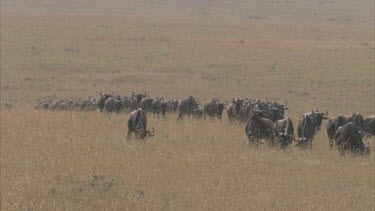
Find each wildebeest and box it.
[345,112,365,131]
[203,98,226,121]
[304,110,329,131]
[0,101,14,110]
[139,97,154,113]
[273,117,294,148]
[104,95,124,113]
[35,99,52,110]
[166,99,179,112]
[151,96,167,117]
[98,92,113,111]
[245,110,274,145]
[192,108,204,120]
[227,98,244,121]
[296,113,316,148]
[238,100,254,122]
[364,115,375,136]
[129,92,148,111]
[127,108,155,140]
[333,122,370,155]
[326,114,347,148]
[71,97,97,111]
[178,96,199,119]
[49,99,70,110]
[233,99,288,123]
[268,101,288,122]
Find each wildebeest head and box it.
[98,92,113,111]
[132,91,147,103]
[311,110,329,131]
[135,127,155,140]
[216,102,226,116]
[232,98,243,114]
[188,96,199,110]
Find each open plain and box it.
[1,0,374,210]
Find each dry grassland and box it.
[1,111,374,210]
[1,0,374,210]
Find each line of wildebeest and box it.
[35,91,375,155]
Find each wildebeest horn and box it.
[284,101,288,106]
[324,110,328,115]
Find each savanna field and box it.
[1,0,374,210]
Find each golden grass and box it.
[1,110,374,210]
[1,0,374,209]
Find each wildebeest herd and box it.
[34,92,374,155]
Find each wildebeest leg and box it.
[329,138,333,149]
[339,145,345,156]
[127,131,132,140]
[177,112,183,120]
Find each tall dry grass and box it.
[1,110,374,210]
[1,0,374,209]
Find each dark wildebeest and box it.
[129,92,148,111]
[49,100,69,110]
[35,99,52,110]
[238,100,254,122]
[273,117,294,148]
[364,115,375,136]
[178,96,199,119]
[104,97,117,113]
[104,95,124,113]
[345,112,365,131]
[192,109,204,120]
[127,108,155,140]
[166,99,179,112]
[333,122,370,155]
[268,101,288,123]
[296,113,316,148]
[72,97,97,111]
[227,98,244,121]
[245,110,274,146]
[151,96,167,118]
[139,97,154,113]
[304,110,329,131]
[203,98,227,121]
[326,114,347,148]
[98,92,113,111]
